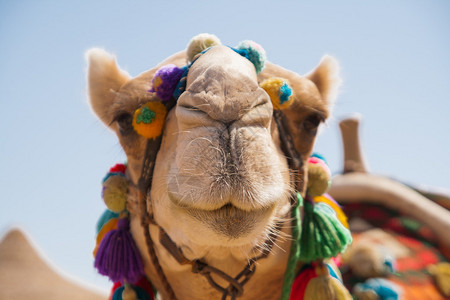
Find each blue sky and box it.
[1,0,449,291]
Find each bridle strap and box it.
[273,110,305,194]
[137,138,178,300]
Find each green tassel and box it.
[280,193,303,300]
[299,198,352,263]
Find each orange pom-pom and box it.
[132,102,167,139]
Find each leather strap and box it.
[138,127,178,300]
[273,110,305,195]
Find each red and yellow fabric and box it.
[341,203,449,299]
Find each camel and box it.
[87,34,344,300]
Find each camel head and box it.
[87,34,341,297]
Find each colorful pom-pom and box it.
[122,284,138,300]
[109,163,127,174]
[304,276,351,300]
[102,164,127,183]
[299,200,352,263]
[236,40,266,74]
[112,285,153,300]
[310,153,328,164]
[290,263,352,300]
[94,217,118,256]
[314,194,348,228]
[260,77,294,110]
[290,265,318,298]
[341,241,396,278]
[149,64,185,102]
[132,102,167,139]
[110,278,155,300]
[103,175,128,213]
[186,33,221,62]
[95,218,145,284]
[353,278,402,300]
[307,155,332,197]
[172,65,189,100]
[96,209,120,234]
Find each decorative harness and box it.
[93,35,352,300]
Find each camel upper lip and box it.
[186,203,258,216]
[168,192,274,223]
[183,203,274,239]
[168,190,275,213]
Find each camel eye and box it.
[303,114,322,135]
[114,113,133,135]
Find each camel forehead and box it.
[186,45,258,91]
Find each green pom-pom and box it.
[299,201,352,263]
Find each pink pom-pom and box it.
[308,156,331,177]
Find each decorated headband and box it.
[132,33,295,140]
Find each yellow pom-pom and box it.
[186,33,221,62]
[260,77,294,110]
[307,163,331,197]
[132,102,167,139]
[103,175,128,213]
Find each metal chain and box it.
[158,220,283,300]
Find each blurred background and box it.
[1,0,449,291]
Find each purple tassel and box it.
[94,218,145,284]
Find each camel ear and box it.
[86,48,131,125]
[306,55,342,105]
